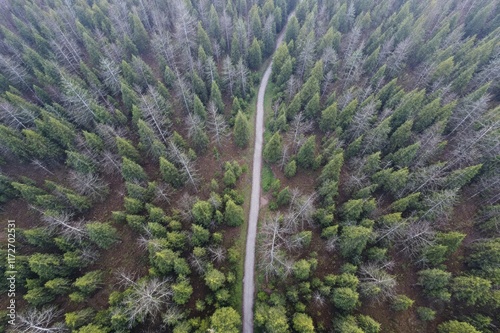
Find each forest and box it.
[0,0,498,332]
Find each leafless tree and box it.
[40,211,87,243]
[0,101,35,129]
[116,275,173,328]
[258,214,294,281]
[69,171,109,202]
[286,189,317,230]
[173,1,196,73]
[420,189,459,222]
[100,150,122,175]
[31,159,55,175]
[153,182,173,205]
[345,99,377,142]
[286,75,301,101]
[61,75,97,127]
[396,221,436,258]
[222,56,235,96]
[208,246,227,264]
[387,37,412,74]
[359,262,397,303]
[168,141,199,191]
[235,58,250,97]
[189,251,208,275]
[286,112,313,153]
[12,306,66,333]
[140,86,171,145]
[448,93,490,136]
[207,101,229,147]
[297,34,316,79]
[99,58,121,96]
[0,54,31,90]
[220,9,233,51]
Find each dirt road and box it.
[242,15,291,333]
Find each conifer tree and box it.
[233,111,250,148]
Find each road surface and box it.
[242,12,294,333]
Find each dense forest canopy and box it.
[0,0,498,332]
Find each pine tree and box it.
[320,102,338,132]
[224,199,244,226]
[121,157,147,182]
[116,137,140,162]
[159,157,183,188]
[210,81,224,113]
[297,136,316,169]
[233,111,250,148]
[304,93,320,119]
[263,132,283,163]
[130,13,149,53]
[248,38,262,70]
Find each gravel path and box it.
[242,13,293,333]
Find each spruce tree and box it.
[233,111,250,148]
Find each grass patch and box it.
[261,164,275,192]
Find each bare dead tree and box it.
[207,246,227,264]
[420,189,459,222]
[12,306,66,333]
[286,112,314,153]
[359,262,397,303]
[345,98,377,142]
[100,150,122,175]
[168,141,199,191]
[189,251,208,275]
[31,159,55,175]
[99,57,121,96]
[396,221,436,258]
[140,86,171,145]
[154,182,173,205]
[0,101,35,129]
[61,75,97,127]
[40,211,87,243]
[286,189,317,230]
[116,276,173,328]
[0,54,31,90]
[296,35,316,79]
[235,58,250,97]
[69,171,109,202]
[173,1,196,73]
[387,37,412,74]
[258,214,295,281]
[286,75,301,102]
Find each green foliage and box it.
[160,157,183,188]
[263,132,283,163]
[451,275,491,306]
[391,294,414,311]
[340,226,371,260]
[248,38,262,70]
[224,199,244,227]
[29,253,67,281]
[293,259,312,281]
[121,157,147,182]
[292,313,315,333]
[86,222,118,249]
[438,321,480,333]
[74,270,103,295]
[116,137,140,161]
[297,136,316,169]
[417,307,436,321]
[172,278,193,305]
[333,287,359,312]
[234,111,250,148]
[284,159,297,178]
[210,307,241,333]
[320,102,338,132]
[418,269,451,301]
[205,267,226,291]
